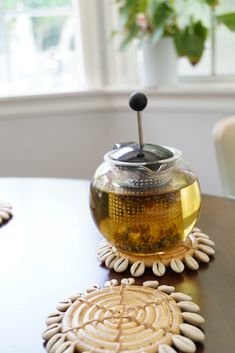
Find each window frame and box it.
[1,0,235,98]
[0,0,87,95]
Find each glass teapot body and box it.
[90,144,201,256]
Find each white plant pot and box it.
[137,37,178,87]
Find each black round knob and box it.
[129,92,148,111]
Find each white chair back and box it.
[213,116,235,197]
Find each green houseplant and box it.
[114,0,235,66]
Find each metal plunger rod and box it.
[128,91,148,154]
[137,111,144,151]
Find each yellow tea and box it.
[90,170,201,255]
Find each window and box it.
[1,0,235,97]
[177,1,212,77]
[178,0,235,78]
[215,0,235,76]
[106,0,235,85]
[0,0,85,96]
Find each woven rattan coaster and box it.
[0,201,13,226]
[42,279,205,353]
[97,228,215,277]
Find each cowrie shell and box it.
[104,279,118,287]
[68,293,82,303]
[196,238,215,247]
[121,278,135,285]
[170,292,192,302]
[46,312,63,325]
[180,323,205,342]
[55,341,76,353]
[46,333,65,353]
[197,244,215,256]
[158,285,175,294]
[181,312,205,325]
[0,211,10,220]
[159,344,177,353]
[192,227,201,233]
[114,257,129,272]
[152,261,165,276]
[42,323,61,341]
[130,261,145,277]
[194,250,210,263]
[97,243,110,254]
[170,258,184,273]
[86,284,100,293]
[98,249,113,262]
[184,255,199,270]
[105,254,118,269]
[143,280,159,288]
[178,301,200,313]
[56,300,71,312]
[172,334,196,353]
[194,232,209,239]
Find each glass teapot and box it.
[90,92,201,256]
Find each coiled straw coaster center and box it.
[42,280,206,353]
[65,286,180,350]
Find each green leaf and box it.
[149,1,174,30]
[120,24,139,50]
[115,0,150,50]
[194,20,208,42]
[217,13,235,31]
[138,0,149,13]
[151,26,164,44]
[173,21,208,65]
[203,0,219,7]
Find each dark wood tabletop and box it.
[0,178,234,353]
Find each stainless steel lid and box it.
[105,92,181,172]
[105,142,182,172]
[110,142,173,163]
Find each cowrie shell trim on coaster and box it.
[97,228,215,277]
[42,280,206,353]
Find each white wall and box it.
[0,87,233,196]
[0,111,114,179]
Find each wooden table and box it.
[0,178,234,353]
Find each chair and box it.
[213,116,235,197]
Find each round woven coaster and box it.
[97,228,215,277]
[0,201,13,226]
[42,279,205,353]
